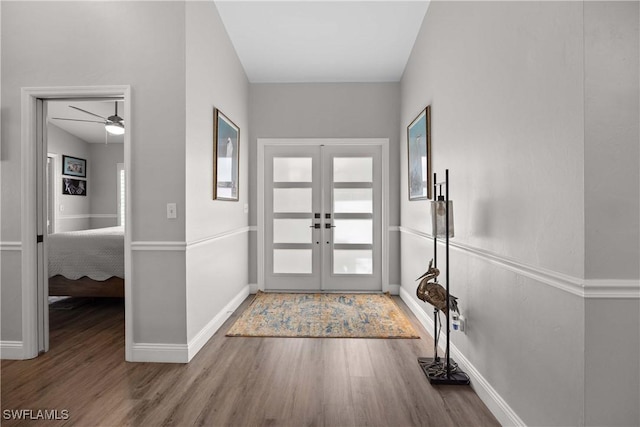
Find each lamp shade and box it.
[431,197,454,238]
[105,122,125,135]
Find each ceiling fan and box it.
[51,101,125,136]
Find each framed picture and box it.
[213,108,239,201]
[62,155,87,178]
[407,105,432,200]
[62,178,87,196]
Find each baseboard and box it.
[187,285,250,361]
[130,343,189,363]
[399,287,526,427]
[0,341,24,360]
[387,284,400,295]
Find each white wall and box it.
[400,2,639,426]
[184,1,250,345]
[400,2,586,426]
[88,143,124,229]
[47,124,92,232]
[1,1,187,346]
[248,83,401,288]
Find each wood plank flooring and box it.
[1,296,499,427]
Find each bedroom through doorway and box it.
[20,86,132,361]
[44,99,126,352]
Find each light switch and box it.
[167,203,177,219]
[244,203,249,214]
[59,204,64,212]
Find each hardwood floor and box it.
[1,296,499,426]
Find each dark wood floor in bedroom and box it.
[1,296,499,427]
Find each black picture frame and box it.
[213,108,240,201]
[62,155,87,178]
[62,178,87,196]
[407,105,432,200]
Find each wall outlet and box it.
[167,203,177,219]
[459,315,466,333]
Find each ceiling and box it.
[47,2,429,141]
[47,100,124,144]
[215,1,430,83]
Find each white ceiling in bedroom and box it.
[215,1,430,83]
[47,100,124,145]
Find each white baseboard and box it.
[187,285,250,361]
[387,284,400,295]
[130,343,189,363]
[399,286,526,427]
[0,341,24,360]
[129,285,251,363]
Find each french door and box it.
[264,144,382,291]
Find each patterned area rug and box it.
[226,292,419,338]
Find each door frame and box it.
[257,138,390,293]
[20,85,132,360]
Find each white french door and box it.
[264,143,382,292]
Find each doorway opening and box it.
[258,139,390,293]
[20,86,132,360]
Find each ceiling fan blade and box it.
[69,105,108,120]
[51,117,105,124]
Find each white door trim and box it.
[21,85,132,360]
[257,138,390,293]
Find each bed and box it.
[48,226,125,297]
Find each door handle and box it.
[310,224,321,229]
[325,223,335,229]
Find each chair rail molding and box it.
[399,226,639,299]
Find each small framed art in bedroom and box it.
[62,155,87,178]
[62,177,87,196]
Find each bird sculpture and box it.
[416,259,459,315]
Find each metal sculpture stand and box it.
[417,169,470,386]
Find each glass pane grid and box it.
[273,157,312,182]
[333,157,373,183]
[333,250,373,275]
[274,249,312,274]
[273,218,312,244]
[334,219,372,244]
[273,188,312,213]
[333,188,372,213]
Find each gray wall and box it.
[400,2,585,425]
[584,1,639,280]
[1,1,187,344]
[184,1,249,342]
[400,2,639,426]
[47,124,124,232]
[47,124,92,232]
[248,83,401,286]
[89,143,124,229]
[583,2,640,426]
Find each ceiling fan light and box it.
[105,122,125,135]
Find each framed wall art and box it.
[62,178,87,196]
[62,155,87,178]
[213,108,240,201]
[407,105,432,200]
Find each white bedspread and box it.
[48,226,124,281]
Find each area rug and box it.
[226,292,419,338]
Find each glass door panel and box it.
[264,143,382,292]
[265,145,321,291]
